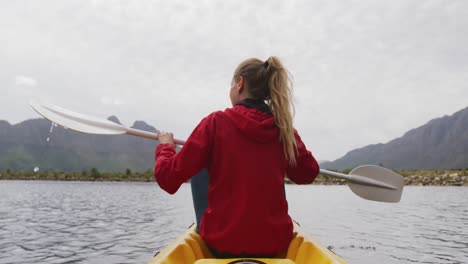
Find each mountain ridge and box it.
[0,116,158,172]
[1,106,467,172]
[321,106,468,170]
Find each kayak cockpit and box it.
[147,222,347,264]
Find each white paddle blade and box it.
[30,99,126,135]
[348,165,404,203]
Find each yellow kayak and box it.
[148,222,347,264]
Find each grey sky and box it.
[1,0,467,161]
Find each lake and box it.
[0,181,466,264]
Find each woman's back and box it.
[200,103,292,255]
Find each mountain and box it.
[0,117,159,172]
[321,106,468,170]
[3,106,467,172]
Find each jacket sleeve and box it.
[154,115,214,194]
[286,130,320,184]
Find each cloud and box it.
[15,75,37,86]
[1,0,468,160]
[100,96,124,105]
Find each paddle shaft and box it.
[319,169,398,190]
[125,127,186,145]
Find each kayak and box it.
[147,222,348,264]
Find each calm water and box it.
[0,181,467,264]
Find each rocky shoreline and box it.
[399,170,468,186]
[1,170,467,186]
[0,170,154,182]
[287,170,468,186]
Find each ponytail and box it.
[233,56,297,165]
[266,57,297,165]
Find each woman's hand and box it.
[157,131,175,145]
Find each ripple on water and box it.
[0,182,467,264]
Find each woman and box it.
[154,56,319,258]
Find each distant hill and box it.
[0,116,158,172]
[321,106,468,170]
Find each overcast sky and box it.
[1,0,467,161]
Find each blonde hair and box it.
[233,56,297,165]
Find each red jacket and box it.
[154,104,319,255]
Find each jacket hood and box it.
[224,105,279,143]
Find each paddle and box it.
[320,166,403,203]
[30,99,404,202]
[29,99,185,145]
